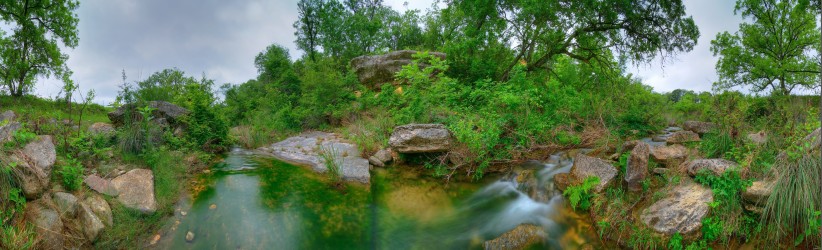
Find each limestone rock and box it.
[78,203,105,242]
[53,192,79,218]
[640,181,713,235]
[569,154,617,192]
[350,50,446,89]
[111,169,157,213]
[84,175,120,197]
[666,131,701,144]
[685,159,739,176]
[84,194,113,227]
[258,132,370,183]
[683,121,717,135]
[483,224,547,250]
[389,124,453,153]
[625,142,650,191]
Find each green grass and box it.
[699,131,735,159]
[0,95,110,128]
[761,152,821,245]
[318,145,342,182]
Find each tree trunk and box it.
[818,1,821,243]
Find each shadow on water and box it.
[158,148,601,249]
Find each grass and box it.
[340,109,395,157]
[0,223,35,250]
[318,145,342,183]
[761,152,821,245]
[699,131,735,159]
[0,95,110,128]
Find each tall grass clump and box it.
[318,145,342,183]
[342,109,395,156]
[699,131,735,159]
[761,152,821,245]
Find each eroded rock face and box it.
[389,124,453,153]
[625,142,650,191]
[108,101,189,128]
[483,224,547,250]
[685,159,739,176]
[640,181,713,235]
[350,50,446,88]
[569,154,617,192]
[650,144,689,168]
[25,199,64,249]
[683,121,717,135]
[666,131,701,144]
[257,132,370,184]
[111,169,157,213]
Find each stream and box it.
[156,148,603,249]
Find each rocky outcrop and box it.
[568,154,617,192]
[483,224,547,250]
[389,124,452,153]
[25,199,64,249]
[683,121,716,135]
[640,181,713,235]
[108,101,189,128]
[684,159,739,176]
[88,122,116,136]
[368,148,393,167]
[111,169,157,213]
[350,50,446,88]
[650,144,689,168]
[13,136,57,199]
[666,131,701,144]
[257,132,370,183]
[625,142,649,191]
[84,174,120,196]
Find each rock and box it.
[389,124,453,153]
[84,195,113,227]
[186,231,195,242]
[350,50,446,89]
[622,140,640,151]
[53,192,79,218]
[640,181,713,235]
[650,144,689,167]
[0,121,21,142]
[22,135,56,172]
[108,101,190,128]
[625,142,650,191]
[653,168,670,175]
[78,203,105,242]
[258,132,371,184]
[209,204,217,210]
[13,159,48,199]
[88,122,116,136]
[683,121,717,135]
[373,148,393,163]
[742,180,774,206]
[652,136,667,142]
[664,127,683,133]
[746,131,767,145]
[111,169,157,213]
[685,159,739,176]
[483,224,547,250]
[568,154,618,192]
[13,136,57,199]
[150,234,162,245]
[368,156,385,167]
[666,131,701,144]
[84,175,120,197]
[553,173,572,192]
[0,110,16,122]
[25,199,64,249]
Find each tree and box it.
[0,0,80,97]
[711,0,820,95]
[294,0,322,61]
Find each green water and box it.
[158,149,600,249]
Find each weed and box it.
[668,232,684,250]
[0,223,35,250]
[563,176,599,211]
[318,145,342,182]
[57,156,84,191]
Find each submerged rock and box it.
[350,50,446,89]
[640,181,713,235]
[684,159,739,176]
[483,224,547,250]
[568,154,617,192]
[111,169,157,213]
[666,131,701,144]
[389,124,453,153]
[683,121,716,135]
[625,142,649,191]
[258,131,370,183]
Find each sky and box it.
[30,0,746,104]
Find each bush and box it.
[57,156,84,191]
[563,176,600,211]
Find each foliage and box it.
[3,128,36,149]
[0,223,35,250]
[699,131,735,159]
[762,144,821,243]
[710,0,820,95]
[319,145,342,183]
[563,176,600,211]
[668,232,684,250]
[694,169,752,242]
[176,78,229,152]
[56,156,84,191]
[0,0,80,97]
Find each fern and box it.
[563,176,600,210]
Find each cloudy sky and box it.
[32,0,745,104]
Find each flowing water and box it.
[157,148,602,249]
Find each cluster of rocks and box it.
[350,50,446,89]
[108,100,189,136]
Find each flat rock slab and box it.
[641,181,713,235]
[259,131,370,184]
[111,169,157,213]
[666,131,701,144]
[389,123,453,153]
[569,154,617,192]
[685,159,739,176]
[84,174,120,196]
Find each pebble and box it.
[186,231,195,242]
[209,204,217,210]
[150,234,161,245]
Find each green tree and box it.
[711,0,820,95]
[0,0,80,97]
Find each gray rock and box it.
[53,192,79,218]
[742,180,774,207]
[79,203,105,242]
[373,148,393,163]
[0,121,21,142]
[13,159,48,199]
[666,131,701,144]
[746,132,767,145]
[259,132,370,184]
[350,50,446,89]
[22,135,56,173]
[652,136,668,142]
[84,175,120,197]
[483,224,546,250]
[368,156,385,167]
[108,101,189,128]
[84,194,113,227]
[111,169,157,213]
[685,159,739,176]
[88,122,116,136]
[0,110,16,122]
[640,181,713,235]
[622,140,640,151]
[650,144,689,168]
[569,154,618,192]
[12,136,57,199]
[683,121,717,135]
[389,124,453,153]
[25,199,64,249]
[625,142,649,191]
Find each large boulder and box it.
[683,121,717,135]
[53,192,79,218]
[666,131,701,144]
[685,159,739,176]
[13,136,57,199]
[568,154,618,192]
[78,203,106,242]
[650,144,689,168]
[83,194,113,227]
[350,50,446,89]
[640,181,713,235]
[483,224,547,250]
[625,142,650,191]
[111,169,157,213]
[108,101,189,128]
[22,135,56,172]
[257,132,370,184]
[25,199,64,249]
[389,124,453,153]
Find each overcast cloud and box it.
[33,0,745,104]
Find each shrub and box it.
[563,176,600,211]
[57,156,84,191]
